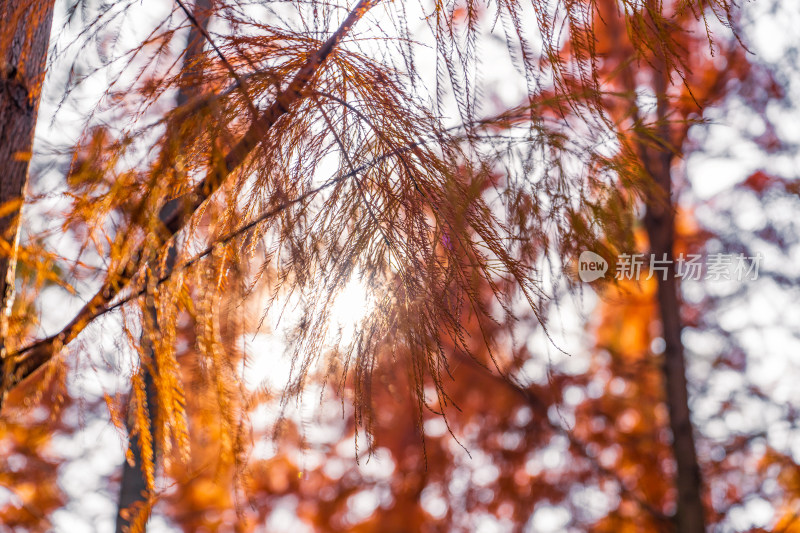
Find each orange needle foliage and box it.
[0,0,795,531]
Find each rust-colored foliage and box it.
[0,0,794,530]
[0,367,70,531]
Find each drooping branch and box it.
[5,107,541,383]
[0,0,381,407]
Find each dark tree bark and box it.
[642,65,707,533]
[115,2,213,531]
[0,0,56,402]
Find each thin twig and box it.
[174,0,260,120]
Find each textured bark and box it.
[115,2,212,530]
[643,66,706,533]
[0,0,56,399]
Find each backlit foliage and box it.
[0,0,782,529]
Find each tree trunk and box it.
[115,2,212,531]
[643,66,706,533]
[116,364,158,533]
[0,0,56,403]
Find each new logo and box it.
[578,251,608,282]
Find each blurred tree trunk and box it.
[0,0,55,403]
[115,1,212,531]
[116,367,158,532]
[642,65,706,533]
[607,2,707,523]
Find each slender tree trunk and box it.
[116,364,158,532]
[0,0,56,403]
[115,2,212,531]
[643,66,706,533]
[607,5,706,525]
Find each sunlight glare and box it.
[329,276,374,344]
